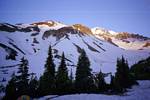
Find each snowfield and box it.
[38,80,150,100]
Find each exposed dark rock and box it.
[93,42,106,51]
[31,21,56,27]
[43,26,81,40]
[73,24,92,34]
[53,49,58,54]
[33,38,39,44]
[0,23,17,32]
[33,48,36,53]
[82,39,100,53]
[104,37,118,47]
[31,32,39,36]
[54,54,73,63]
[0,64,20,69]
[73,43,83,54]
[122,39,130,43]
[9,42,25,55]
[115,32,150,40]
[143,42,150,47]
[31,44,35,46]
[26,39,29,42]
[0,43,17,60]
[0,23,40,33]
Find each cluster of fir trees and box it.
[3,45,73,100]
[130,56,150,80]
[3,45,137,100]
[38,46,72,96]
[3,57,39,100]
[110,56,137,93]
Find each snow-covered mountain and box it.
[0,20,150,84]
[92,27,150,50]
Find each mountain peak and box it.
[91,27,118,36]
[31,20,66,27]
[72,24,92,34]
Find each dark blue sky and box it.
[0,0,150,37]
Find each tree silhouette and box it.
[75,49,95,93]
[97,70,107,92]
[3,73,17,100]
[16,57,30,97]
[55,52,70,94]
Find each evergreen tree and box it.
[16,57,30,97]
[3,73,17,100]
[68,69,74,93]
[69,69,74,85]
[55,52,70,94]
[130,56,150,80]
[0,84,5,93]
[114,56,134,92]
[110,74,115,91]
[44,45,55,77]
[29,73,38,97]
[75,49,95,93]
[97,70,107,92]
[110,74,123,93]
[38,45,56,96]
